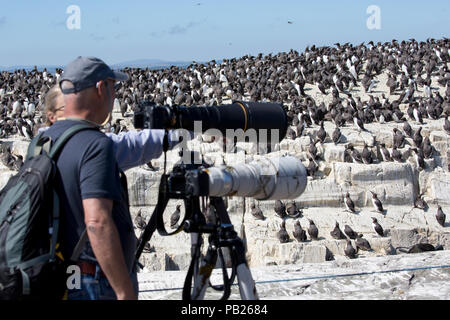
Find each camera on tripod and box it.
[133,101,308,300]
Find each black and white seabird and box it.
[306,155,319,177]
[134,209,147,230]
[413,127,423,147]
[353,115,366,132]
[286,201,302,218]
[436,205,446,227]
[413,105,423,124]
[250,203,266,221]
[344,225,358,240]
[13,154,23,171]
[330,221,347,240]
[361,143,373,164]
[444,116,450,135]
[348,144,363,163]
[287,127,297,140]
[370,191,384,213]
[344,192,356,213]
[274,200,287,219]
[393,128,406,149]
[422,137,433,159]
[317,121,327,143]
[293,220,307,242]
[277,220,290,243]
[392,146,403,162]
[332,125,342,145]
[403,120,414,138]
[379,143,392,162]
[371,217,384,237]
[355,234,372,251]
[412,147,425,171]
[396,243,443,254]
[170,204,181,229]
[308,219,319,240]
[413,192,428,211]
[345,240,357,259]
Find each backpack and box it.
[0,123,95,300]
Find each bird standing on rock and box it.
[332,125,342,145]
[371,217,384,236]
[286,201,302,218]
[370,191,384,213]
[170,204,181,229]
[393,128,406,149]
[422,137,433,159]
[134,209,147,230]
[392,146,403,162]
[436,205,446,227]
[361,143,373,164]
[308,219,319,240]
[274,200,287,219]
[413,127,423,147]
[317,121,327,143]
[413,192,428,211]
[353,115,366,132]
[330,221,347,240]
[403,120,413,138]
[379,143,392,162]
[345,240,357,259]
[344,225,358,240]
[412,147,425,171]
[293,220,307,242]
[250,203,266,221]
[277,221,290,243]
[355,234,372,251]
[444,116,450,135]
[348,144,363,164]
[344,192,356,213]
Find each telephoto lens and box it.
[205,156,307,200]
[134,101,289,144]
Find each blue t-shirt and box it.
[44,120,137,272]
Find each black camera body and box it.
[167,161,210,198]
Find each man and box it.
[44,56,138,300]
[41,84,185,171]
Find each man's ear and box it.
[47,112,56,124]
[96,80,106,97]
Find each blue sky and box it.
[0,0,449,67]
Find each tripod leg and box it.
[236,263,259,300]
[233,240,259,300]
[191,244,218,300]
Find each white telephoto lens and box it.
[205,156,307,200]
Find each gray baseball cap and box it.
[59,56,129,94]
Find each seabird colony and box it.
[1,38,449,258]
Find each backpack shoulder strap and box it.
[48,123,98,159]
[26,132,51,160]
